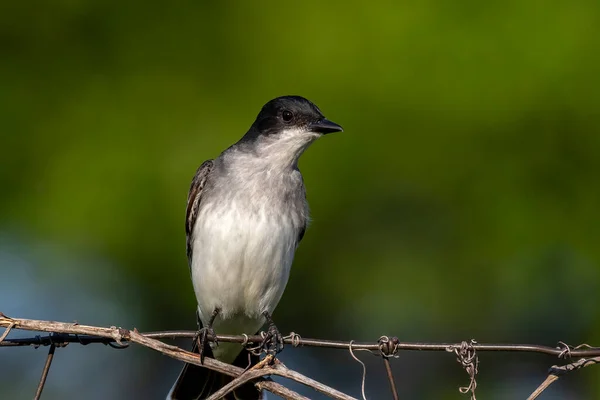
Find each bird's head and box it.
[238,96,343,166]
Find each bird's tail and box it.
[167,338,263,400]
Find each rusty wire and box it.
[3,313,600,400]
[3,330,600,358]
[33,344,55,400]
[378,336,400,400]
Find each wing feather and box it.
[185,159,214,263]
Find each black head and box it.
[240,96,343,143]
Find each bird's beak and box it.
[309,118,344,134]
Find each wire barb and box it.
[556,341,594,360]
[557,341,572,359]
[284,332,302,347]
[447,339,478,400]
[378,336,400,358]
[245,331,268,356]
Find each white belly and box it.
[190,199,297,360]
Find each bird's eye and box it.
[282,110,294,122]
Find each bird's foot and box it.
[260,312,284,356]
[195,307,220,364]
[195,325,217,364]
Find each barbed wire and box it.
[2,312,599,399]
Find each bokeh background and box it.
[2,1,600,399]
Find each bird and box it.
[167,96,343,399]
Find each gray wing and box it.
[186,159,214,263]
[296,173,308,245]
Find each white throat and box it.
[254,128,321,168]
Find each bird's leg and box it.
[260,311,284,356]
[196,307,220,364]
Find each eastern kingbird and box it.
[167,96,343,399]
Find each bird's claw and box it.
[196,326,217,364]
[260,322,284,356]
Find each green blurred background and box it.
[1,1,599,399]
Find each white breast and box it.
[190,197,297,328]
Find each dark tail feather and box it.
[168,339,262,400]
